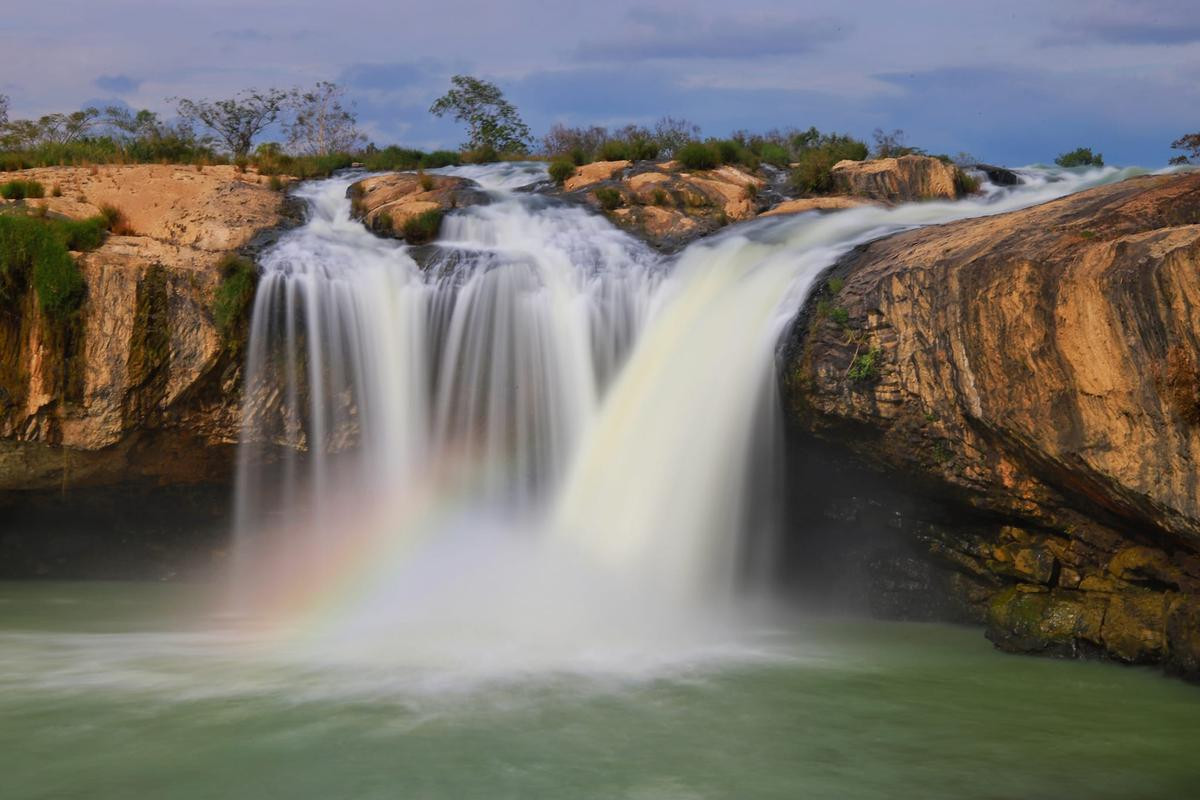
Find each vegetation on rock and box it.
[401,209,444,244]
[1054,147,1104,168]
[212,253,257,343]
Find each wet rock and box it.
[1102,591,1169,663]
[985,586,1107,657]
[969,164,1022,187]
[347,172,488,241]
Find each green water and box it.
[1,582,1197,799]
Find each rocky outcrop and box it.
[553,160,767,250]
[760,197,879,217]
[783,171,1200,676]
[348,172,487,240]
[830,155,967,202]
[0,165,292,492]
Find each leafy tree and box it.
[175,88,289,158]
[103,106,163,143]
[1169,132,1200,165]
[429,75,531,153]
[285,81,365,156]
[1054,147,1104,168]
[653,116,701,157]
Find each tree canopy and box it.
[429,75,531,154]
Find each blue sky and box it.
[2,0,1197,165]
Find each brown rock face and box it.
[347,173,487,240]
[830,155,964,202]
[556,161,767,250]
[0,165,290,493]
[785,171,1200,676]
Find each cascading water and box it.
[231,161,1153,664]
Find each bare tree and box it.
[653,116,701,157]
[872,128,909,158]
[285,81,365,156]
[175,88,289,158]
[0,94,8,127]
[542,123,608,158]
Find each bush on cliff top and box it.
[0,215,89,320]
[788,132,869,195]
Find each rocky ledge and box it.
[783,171,1200,677]
[0,165,294,492]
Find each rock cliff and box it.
[783,171,1200,676]
[0,165,291,492]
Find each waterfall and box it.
[231,161,1148,650]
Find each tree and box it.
[429,75,531,153]
[1170,132,1200,166]
[1054,147,1104,168]
[653,116,700,157]
[37,108,100,144]
[873,128,910,158]
[0,94,8,127]
[285,81,364,156]
[175,88,289,158]
[104,106,162,143]
[542,122,608,160]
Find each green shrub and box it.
[360,146,424,171]
[652,188,671,206]
[268,175,285,192]
[1054,147,1104,168]
[1,180,46,200]
[598,140,630,161]
[417,170,436,191]
[626,138,661,161]
[953,168,980,196]
[0,215,97,318]
[759,142,790,166]
[789,150,840,194]
[401,209,444,244]
[593,187,623,210]
[462,145,499,164]
[827,277,845,294]
[420,150,461,169]
[32,238,86,321]
[58,217,109,251]
[548,160,576,185]
[676,141,719,170]
[849,347,882,383]
[829,306,850,326]
[212,253,257,340]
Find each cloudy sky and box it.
[2,0,1196,165]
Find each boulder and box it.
[347,173,487,240]
[830,155,966,202]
